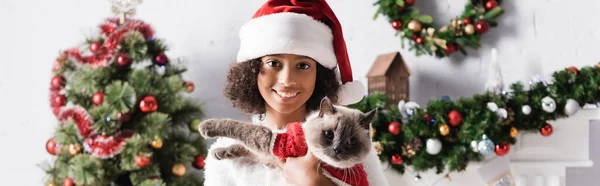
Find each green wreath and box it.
[348,64,600,175]
[373,0,505,58]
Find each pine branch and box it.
[105,80,137,113]
[137,112,171,139]
[89,103,120,135]
[68,154,105,186]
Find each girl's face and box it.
[258,54,317,115]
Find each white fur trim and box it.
[338,80,366,105]
[237,12,337,69]
[269,131,279,154]
[322,169,352,186]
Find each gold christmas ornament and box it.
[172,163,186,177]
[47,182,56,186]
[407,20,422,32]
[151,138,163,149]
[401,138,423,158]
[450,19,467,36]
[510,127,519,138]
[68,144,81,155]
[373,141,383,155]
[439,124,450,136]
[464,24,475,35]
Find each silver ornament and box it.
[521,105,531,115]
[541,96,556,113]
[426,138,442,155]
[564,99,580,116]
[477,135,495,156]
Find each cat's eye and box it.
[348,137,357,145]
[323,130,334,140]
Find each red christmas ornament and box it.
[415,37,424,44]
[58,106,93,137]
[155,53,168,65]
[116,53,132,67]
[463,18,471,25]
[63,178,74,186]
[495,142,510,156]
[423,113,431,122]
[53,107,61,116]
[46,138,59,155]
[448,110,463,127]
[136,155,151,168]
[92,91,104,105]
[475,20,490,34]
[391,20,403,30]
[485,0,498,10]
[185,81,195,93]
[52,94,66,107]
[193,155,206,169]
[118,112,131,123]
[405,0,415,6]
[540,123,553,136]
[51,76,65,90]
[89,41,102,53]
[567,66,579,75]
[445,43,456,54]
[391,154,403,165]
[388,121,401,135]
[140,96,158,113]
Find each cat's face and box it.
[304,97,376,168]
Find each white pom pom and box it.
[337,81,365,105]
[487,102,499,112]
[541,96,557,113]
[522,105,531,115]
[426,138,442,155]
[497,108,508,119]
[564,99,580,116]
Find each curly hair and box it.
[224,58,340,115]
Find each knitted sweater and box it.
[271,122,368,186]
[203,119,390,186]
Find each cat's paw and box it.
[212,147,241,160]
[198,119,220,138]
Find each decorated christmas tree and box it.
[41,3,207,186]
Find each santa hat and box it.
[236,0,365,105]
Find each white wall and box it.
[1,0,599,185]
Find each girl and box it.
[203,0,389,185]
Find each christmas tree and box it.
[41,8,207,186]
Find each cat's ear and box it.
[319,97,336,117]
[359,108,377,129]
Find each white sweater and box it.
[202,119,390,186]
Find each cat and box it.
[198,97,376,186]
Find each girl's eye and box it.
[267,60,281,67]
[297,63,310,70]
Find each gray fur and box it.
[198,97,377,169]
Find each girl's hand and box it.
[281,152,335,186]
